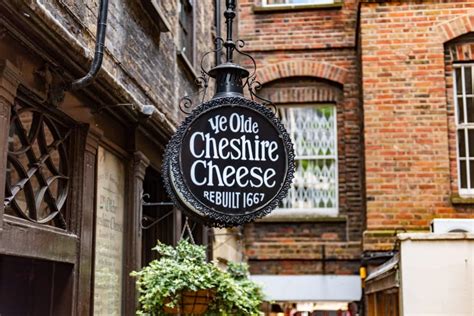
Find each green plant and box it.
[209,262,264,315]
[131,240,264,315]
[131,240,220,315]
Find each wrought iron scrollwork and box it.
[178,70,210,115]
[4,102,71,229]
[200,37,226,77]
[178,35,278,116]
[244,74,278,116]
[166,0,292,227]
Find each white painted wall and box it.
[212,228,243,267]
[399,233,474,316]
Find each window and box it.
[178,0,194,65]
[142,167,175,265]
[454,64,474,195]
[5,100,71,229]
[262,0,337,6]
[139,0,171,33]
[278,105,338,215]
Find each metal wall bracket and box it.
[140,193,174,230]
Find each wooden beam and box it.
[0,60,21,233]
[1,217,78,263]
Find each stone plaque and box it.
[93,147,125,315]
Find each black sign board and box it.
[163,96,294,227]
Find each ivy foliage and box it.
[131,240,264,315]
[209,261,264,315]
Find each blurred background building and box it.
[234,0,365,314]
[217,1,474,315]
[360,2,474,315]
[1,0,474,315]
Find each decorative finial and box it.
[224,0,237,62]
[208,0,250,98]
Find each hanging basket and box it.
[163,289,215,315]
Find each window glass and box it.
[179,0,194,64]
[264,0,336,5]
[457,97,464,123]
[454,64,474,194]
[278,105,338,212]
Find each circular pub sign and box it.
[163,96,294,227]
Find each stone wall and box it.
[24,0,215,124]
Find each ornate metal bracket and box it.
[178,0,277,116]
[140,193,174,230]
[140,193,197,243]
[178,70,210,115]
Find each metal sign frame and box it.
[163,96,295,227]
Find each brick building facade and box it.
[238,0,365,308]
[360,2,474,313]
[2,0,474,314]
[239,0,474,313]
[361,0,474,252]
[0,1,214,314]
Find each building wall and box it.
[398,234,474,316]
[360,0,474,252]
[22,0,213,124]
[239,0,365,276]
[0,0,216,314]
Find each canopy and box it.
[250,275,362,302]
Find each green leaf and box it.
[131,239,263,315]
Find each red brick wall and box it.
[245,222,361,274]
[239,0,364,275]
[240,0,357,51]
[361,1,474,252]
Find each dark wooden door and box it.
[0,255,73,315]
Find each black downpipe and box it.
[69,0,109,90]
[215,0,221,66]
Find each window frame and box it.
[261,0,337,7]
[4,98,75,230]
[454,63,474,196]
[178,0,196,66]
[276,103,339,217]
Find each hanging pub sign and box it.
[162,0,294,227]
[163,96,294,227]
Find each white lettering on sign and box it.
[193,133,280,161]
[189,113,280,191]
[189,161,277,188]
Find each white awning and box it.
[250,275,362,302]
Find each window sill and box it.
[257,208,344,223]
[450,193,474,205]
[253,2,343,13]
[140,0,171,32]
[177,51,198,80]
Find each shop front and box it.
[0,1,211,314]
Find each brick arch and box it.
[433,13,474,43]
[255,60,348,86]
[258,81,342,104]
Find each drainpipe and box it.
[215,0,221,65]
[69,0,109,90]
